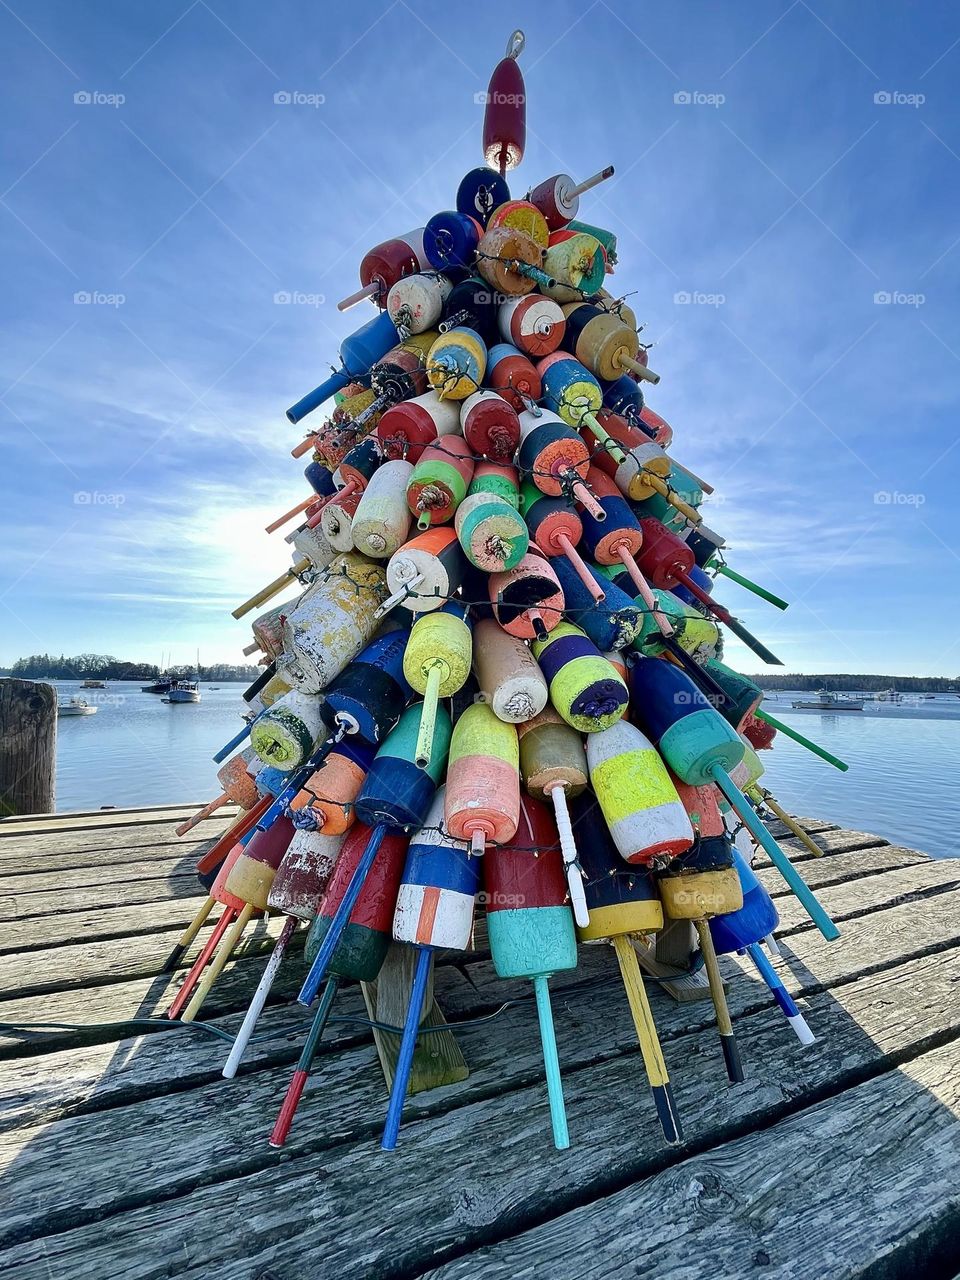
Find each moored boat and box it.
[58,696,98,717]
[166,680,201,704]
[791,690,863,711]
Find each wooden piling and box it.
[0,678,56,816]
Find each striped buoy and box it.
[393,788,477,950]
[250,690,327,769]
[406,436,475,529]
[455,462,529,572]
[473,616,548,723]
[551,554,644,651]
[445,700,520,854]
[498,295,565,357]
[526,168,615,230]
[376,390,462,463]
[350,459,414,558]
[485,342,542,411]
[487,199,550,248]
[562,304,652,383]
[516,407,601,515]
[381,526,465,617]
[426,327,487,400]
[476,226,554,296]
[586,721,693,864]
[520,480,604,603]
[289,740,374,834]
[268,828,347,922]
[541,231,605,302]
[567,219,618,269]
[532,622,628,733]
[489,550,564,640]
[319,629,412,744]
[318,488,362,551]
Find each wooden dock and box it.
[1,804,959,1279]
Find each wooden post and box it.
[0,678,56,816]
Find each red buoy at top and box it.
[483,31,526,177]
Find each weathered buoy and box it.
[350,460,414,558]
[403,603,473,769]
[473,616,548,724]
[482,30,526,175]
[287,311,399,424]
[381,526,466,617]
[489,550,565,640]
[527,167,615,230]
[406,435,475,529]
[376,390,462,463]
[445,700,519,855]
[497,295,565,357]
[460,388,521,462]
[532,622,629,733]
[426,327,487,400]
[455,462,529,572]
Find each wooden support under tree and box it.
[0,678,56,817]
[360,941,469,1094]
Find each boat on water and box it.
[791,690,864,711]
[165,680,201,704]
[141,675,187,694]
[58,697,97,717]
[81,679,105,689]
[876,688,902,703]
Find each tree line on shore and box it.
[2,654,261,682]
[748,673,958,692]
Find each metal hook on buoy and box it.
[506,30,525,59]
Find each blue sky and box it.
[0,0,957,676]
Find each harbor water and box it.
[48,681,960,859]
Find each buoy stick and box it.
[233,559,310,619]
[611,934,682,1145]
[765,932,782,958]
[529,610,549,642]
[307,480,358,528]
[269,975,340,1147]
[642,472,701,525]
[532,975,570,1150]
[298,824,387,1005]
[567,476,606,522]
[242,641,261,657]
[414,665,443,770]
[709,765,840,941]
[175,793,228,837]
[548,784,589,927]
[291,434,319,459]
[337,281,380,312]
[512,261,556,290]
[381,945,433,1150]
[578,412,628,464]
[753,789,824,857]
[265,497,314,534]
[695,919,744,1084]
[746,942,816,1046]
[616,354,660,385]
[181,903,256,1023]
[755,711,849,772]
[714,564,789,611]
[161,895,215,972]
[374,573,424,618]
[555,533,605,601]
[564,166,615,200]
[195,796,272,875]
[213,720,256,764]
[223,915,298,1078]
[625,559,674,639]
[167,906,237,1018]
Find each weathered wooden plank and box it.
[3,941,958,1276]
[753,827,890,867]
[0,872,212,921]
[2,853,950,1010]
[756,844,930,899]
[3,863,958,1139]
[770,858,960,935]
[0,803,238,836]
[0,827,233,876]
[0,894,214,954]
[422,1040,960,1280]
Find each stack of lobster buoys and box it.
[169,28,846,1156]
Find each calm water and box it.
[49,681,960,858]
